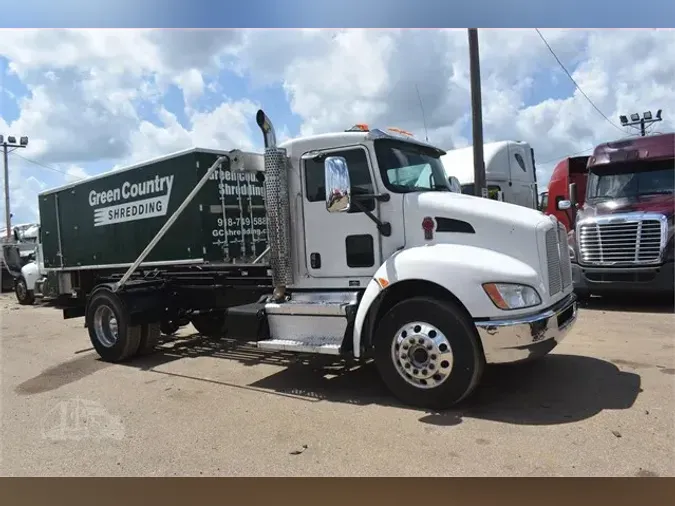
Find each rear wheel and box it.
[138,322,162,356]
[191,312,226,338]
[86,288,141,362]
[15,276,35,305]
[160,319,181,336]
[373,296,485,410]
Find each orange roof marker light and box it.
[386,127,414,137]
[346,124,370,132]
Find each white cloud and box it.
[0,28,674,225]
[173,68,205,106]
[64,164,89,183]
[124,99,260,165]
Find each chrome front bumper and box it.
[475,293,578,364]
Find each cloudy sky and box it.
[0,28,673,224]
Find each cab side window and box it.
[514,153,527,173]
[304,148,375,212]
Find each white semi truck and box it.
[20,110,577,410]
[440,141,541,209]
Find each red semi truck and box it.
[544,155,590,230]
[548,133,674,299]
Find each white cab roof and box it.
[440,141,530,185]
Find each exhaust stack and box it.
[256,109,293,301]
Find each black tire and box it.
[86,288,141,362]
[137,322,162,356]
[373,296,485,410]
[15,276,35,306]
[160,319,181,336]
[191,312,226,338]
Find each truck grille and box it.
[546,222,573,296]
[578,215,666,266]
[559,225,573,289]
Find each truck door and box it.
[302,145,382,282]
[509,145,536,208]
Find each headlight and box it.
[483,283,542,310]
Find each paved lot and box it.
[1,292,673,477]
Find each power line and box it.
[8,150,84,180]
[534,28,625,134]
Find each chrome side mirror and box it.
[557,200,572,210]
[324,156,351,213]
[568,182,577,207]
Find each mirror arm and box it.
[349,199,392,237]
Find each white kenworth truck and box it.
[38,110,578,410]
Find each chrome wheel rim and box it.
[391,321,454,389]
[93,305,119,348]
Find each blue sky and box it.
[1,25,673,224]
[2,0,673,28]
[0,46,577,200]
[0,53,303,193]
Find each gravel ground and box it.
[1,292,673,476]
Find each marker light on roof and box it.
[387,127,413,137]
[346,124,369,132]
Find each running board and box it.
[255,336,342,355]
[265,291,359,317]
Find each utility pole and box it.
[1,134,29,240]
[619,110,663,137]
[468,28,487,198]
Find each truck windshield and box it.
[374,139,449,193]
[587,159,674,201]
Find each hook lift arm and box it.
[114,150,246,292]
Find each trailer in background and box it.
[440,141,540,209]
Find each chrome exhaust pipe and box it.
[256,109,293,301]
[256,109,277,149]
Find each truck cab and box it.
[545,155,590,230]
[562,133,674,298]
[1,223,41,301]
[439,141,540,209]
[243,114,576,408]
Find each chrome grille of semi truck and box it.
[546,222,573,296]
[546,227,562,295]
[558,224,573,289]
[578,214,667,266]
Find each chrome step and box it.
[265,301,351,317]
[264,291,359,317]
[255,336,343,355]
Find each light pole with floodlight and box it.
[1,134,29,240]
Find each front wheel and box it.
[15,276,35,305]
[373,296,485,410]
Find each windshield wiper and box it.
[639,190,674,195]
